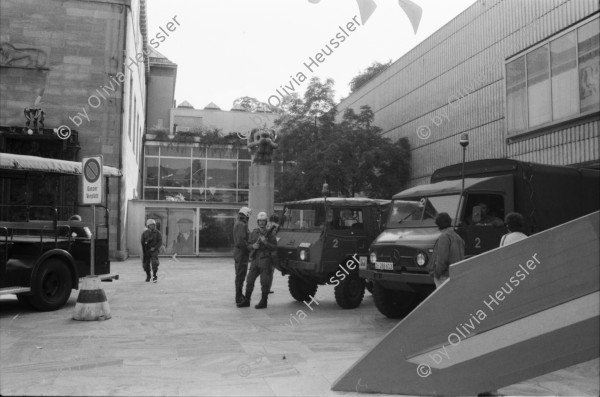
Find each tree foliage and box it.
[273,77,410,202]
[349,60,392,93]
[232,96,279,113]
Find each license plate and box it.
[359,256,367,269]
[374,261,394,270]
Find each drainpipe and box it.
[116,3,128,256]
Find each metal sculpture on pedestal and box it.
[246,128,278,226]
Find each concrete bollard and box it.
[72,276,111,321]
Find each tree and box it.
[232,96,278,113]
[273,77,410,202]
[349,60,392,93]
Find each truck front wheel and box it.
[372,282,420,319]
[334,272,365,309]
[288,275,318,302]
[29,259,73,311]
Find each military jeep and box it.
[275,198,389,309]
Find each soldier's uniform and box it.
[233,211,250,304]
[238,212,277,309]
[141,219,162,283]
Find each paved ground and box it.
[0,257,598,396]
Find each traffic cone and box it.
[72,276,111,321]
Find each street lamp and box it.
[458,133,469,225]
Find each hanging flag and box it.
[309,0,422,33]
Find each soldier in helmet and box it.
[233,207,252,304]
[237,212,277,309]
[141,218,162,283]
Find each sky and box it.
[146,0,477,111]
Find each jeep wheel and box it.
[288,275,318,302]
[372,283,420,319]
[29,259,73,311]
[365,280,374,294]
[334,272,365,309]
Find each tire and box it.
[365,280,374,294]
[372,282,421,319]
[334,272,366,309]
[29,259,73,311]
[288,275,318,302]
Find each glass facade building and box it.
[135,141,283,256]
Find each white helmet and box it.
[257,212,268,221]
[146,218,156,226]
[239,207,251,217]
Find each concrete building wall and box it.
[147,61,176,130]
[336,0,599,187]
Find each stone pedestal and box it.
[248,164,274,228]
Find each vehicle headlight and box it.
[299,249,309,261]
[415,251,427,267]
[370,251,377,264]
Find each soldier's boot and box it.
[145,271,151,282]
[255,292,268,309]
[237,287,253,308]
[235,287,244,305]
[152,270,158,283]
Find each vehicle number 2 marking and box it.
[332,239,339,248]
[474,237,481,249]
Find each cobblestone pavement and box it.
[1,257,598,396]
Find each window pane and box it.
[144,188,158,200]
[169,209,196,255]
[161,146,191,157]
[527,45,552,127]
[578,19,600,114]
[207,147,236,159]
[192,147,206,158]
[145,157,159,186]
[237,190,249,203]
[206,189,237,203]
[239,148,251,160]
[160,158,191,187]
[207,160,237,189]
[191,188,206,202]
[238,161,250,189]
[159,188,190,201]
[145,145,159,155]
[192,159,206,187]
[506,56,528,134]
[199,209,237,252]
[551,31,579,119]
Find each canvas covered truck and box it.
[0,153,119,311]
[275,197,389,309]
[361,159,600,318]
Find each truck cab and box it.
[362,159,599,319]
[276,197,389,309]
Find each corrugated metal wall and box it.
[337,0,599,187]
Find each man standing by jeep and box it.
[233,207,251,305]
[238,212,277,309]
[141,218,162,283]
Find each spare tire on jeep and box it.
[288,275,318,302]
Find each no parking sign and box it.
[82,156,103,204]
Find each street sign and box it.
[82,156,103,204]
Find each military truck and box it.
[361,159,600,318]
[275,198,389,309]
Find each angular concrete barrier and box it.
[73,276,111,321]
[332,211,599,396]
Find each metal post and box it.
[91,204,95,276]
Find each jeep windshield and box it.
[386,195,461,228]
[282,205,326,230]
